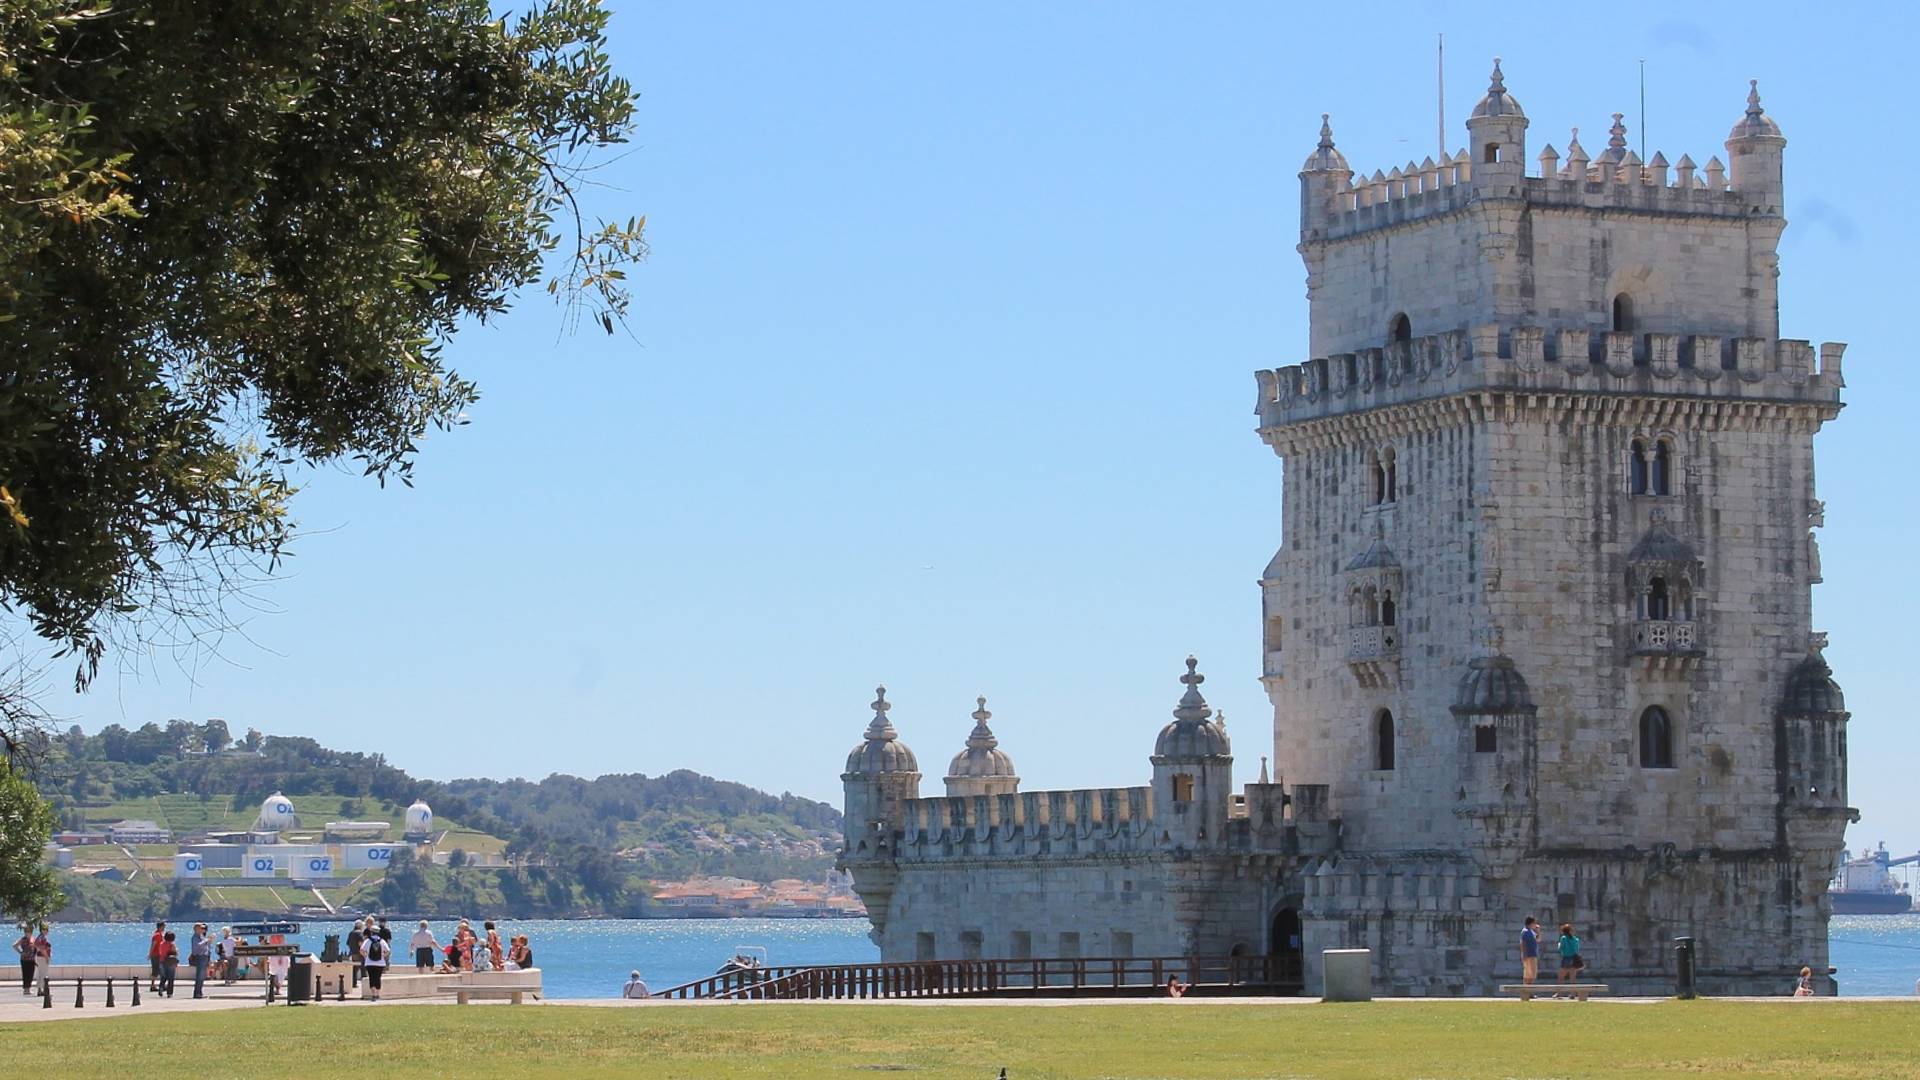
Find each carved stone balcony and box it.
[1629,619,1703,674]
[1347,625,1399,688]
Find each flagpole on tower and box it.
[1437,34,1446,160]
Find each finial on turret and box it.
[864,685,898,741]
[1259,755,1270,785]
[1605,113,1628,162]
[1747,79,1763,118]
[964,695,999,749]
[1489,57,1504,92]
[1319,113,1334,149]
[1172,655,1213,724]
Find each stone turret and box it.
[1465,59,1527,191]
[944,696,1019,798]
[1150,656,1232,848]
[1726,80,1786,214]
[1299,114,1353,241]
[841,686,920,860]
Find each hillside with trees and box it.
[29,720,843,920]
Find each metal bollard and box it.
[337,975,347,1002]
[1673,936,1696,1000]
[131,979,141,1007]
[106,979,115,1008]
[74,979,83,1008]
[265,975,277,1005]
[40,981,50,1008]
[313,975,322,1005]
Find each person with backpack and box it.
[359,926,389,1001]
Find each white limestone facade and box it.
[840,63,1853,997]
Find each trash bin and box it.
[286,957,314,1004]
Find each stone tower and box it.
[1256,63,1853,993]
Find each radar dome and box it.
[254,792,297,833]
[403,799,434,838]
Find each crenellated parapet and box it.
[1254,326,1845,439]
[884,779,1341,864]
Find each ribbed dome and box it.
[947,697,1017,779]
[1728,80,1783,141]
[845,687,919,775]
[1301,114,1350,173]
[1469,59,1524,120]
[1153,656,1231,760]
[1451,656,1537,716]
[1780,652,1846,716]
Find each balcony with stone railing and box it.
[1347,625,1399,688]
[1630,619,1702,673]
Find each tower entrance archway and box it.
[1270,907,1304,985]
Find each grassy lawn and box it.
[2,1000,1917,1079]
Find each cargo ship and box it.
[1830,844,1916,915]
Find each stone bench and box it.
[1499,982,1610,1002]
[439,985,530,1005]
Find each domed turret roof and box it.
[1728,80,1783,141]
[845,686,919,776]
[947,697,1017,779]
[1469,59,1525,121]
[1781,651,1846,716]
[1301,114,1350,173]
[1451,656,1537,716]
[1153,656,1231,760]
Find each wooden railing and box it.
[654,954,1300,1001]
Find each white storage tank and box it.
[254,792,298,833]
[403,799,433,839]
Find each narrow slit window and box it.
[1374,710,1396,771]
[1639,706,1674,769]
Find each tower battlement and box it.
[1254,327,1844,435]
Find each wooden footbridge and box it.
[654,955,1302,1001]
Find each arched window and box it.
[1474,724,1498,753]
[1382,447,1397,503]
[1172,774,1195,802]
[1646,577,1670,621]
[1612,293,1634,333]
[1639,706,1674,769]
[1380,592,1396,627]
[1388,313,1412,343]
[1652,440,1673,496]
[1371,451,1386,505]
[1629,440,1649,495]
[1483,143,1499,164]
[1374,710,1396,771]
[1675,579,1694,622]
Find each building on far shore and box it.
[106,820,172,845]
[840,65,1852,997]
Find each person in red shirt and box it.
[157,931,179,997]
[147,921,167,992]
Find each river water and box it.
[25,915,1920,999]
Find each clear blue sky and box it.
[52,3,1916,859]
